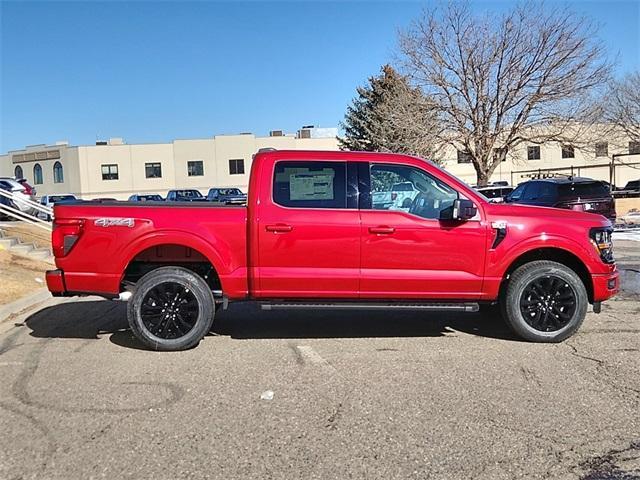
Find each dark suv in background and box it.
[504,177,616,220]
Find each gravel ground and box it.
[0,242,637,480]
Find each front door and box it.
[360,163,487,300]
[255,160,360,298]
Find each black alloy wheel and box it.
[140,282,200,339]
[502,260,588,343]
[519,275,577,332]
[127,266,215,351]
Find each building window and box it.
[145,162,162,178]
[456,150,472,164]
[527,146,541,160]
[53,161,64,183]
[561,145,575,159]
[33,164,43,184]
[14,166,23,179]
[101,164,119,180]
[187,160,204,177]
[630,142,640,155]
[229,159,245,175]
[595,142,608,157]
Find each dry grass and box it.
[0,249,50,304]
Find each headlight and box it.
[589,227,614,264]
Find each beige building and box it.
[0,127,340,200]
[1,126,638,199]
[442,136,640,188]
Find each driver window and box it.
[369,164,458,220]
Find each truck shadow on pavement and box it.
[23,299,520,350]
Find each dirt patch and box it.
[0,249,50,304]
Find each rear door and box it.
[359,162,487,299]
[255,160,361,298]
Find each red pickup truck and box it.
[47,150,619,350]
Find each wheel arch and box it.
[119,232,229,292]
[500,247,594,303]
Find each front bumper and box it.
[592,270,619,302]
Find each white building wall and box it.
[1,133,340,200]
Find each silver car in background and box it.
[39,194,78,221]
[0,177,38,216]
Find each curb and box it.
[0,288,52,324]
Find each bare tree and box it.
[399,1,610,185]
[603,72,640,144]
[340,65,445,162]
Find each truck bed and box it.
[52,202,248,298]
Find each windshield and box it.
[50,195,76,202]
[176,190,203,198]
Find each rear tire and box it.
[503,260,587,342]
[127,266,215,351]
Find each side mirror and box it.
[440,198,477,221]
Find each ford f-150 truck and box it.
[46,150,619,350]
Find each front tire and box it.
[127,266,215,351]
[502,261,587,342]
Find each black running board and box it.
[260,301,479,312]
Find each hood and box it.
[485,202,611,227]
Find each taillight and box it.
[52,219,84,257]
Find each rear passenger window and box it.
[273,161,347,209]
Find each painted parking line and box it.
[296,345,337,374]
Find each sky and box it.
[1,0,639,153]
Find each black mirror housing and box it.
[441,198,477,221]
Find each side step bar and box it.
[260,302,479,313]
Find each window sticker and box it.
[289,169,335,200]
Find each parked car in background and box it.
[476,185,514,202]
[504,177,616,220]
[371,182,420,210]
[206,188,247,205]
[0,182,13,219]
[613,179,640,198]
[39,194,78,221]
[391,182,420,209]
[0,177,37,216]
[90,198,118,202]
[128,194,164,202]
[166,189,207,202]
[17,178,37,197]
[619,209,640,226]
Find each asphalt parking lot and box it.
[1,244,638,480]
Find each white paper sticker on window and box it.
[289,169,335,200]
